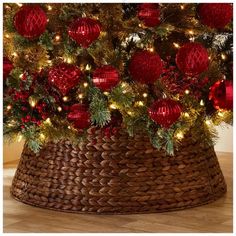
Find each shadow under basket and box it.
[11,127,227,214]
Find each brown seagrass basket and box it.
[11,127,227,214]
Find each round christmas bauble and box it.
[198,3,233,29]
[92,65,119,91]
[48,63,82,96]
[14,5,47,39]
[67,104,91,129]
[68,17,101,48]
[175,42,209,76]
[129,50,163,84]
[137,3,161,27]
[148,98,182,128]
[3,57,13,80]
[209,80,233,110]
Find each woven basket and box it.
[11,127,227,214]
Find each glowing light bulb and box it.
[78,93,83,99]
[57,106,62,112]
[7,105,12,110]
[17,134,23,142]
[188,30,194,35]
[180,5,185,10]
[85,64,92,71]
[221,53,226,60]
[55,35,60,41]
[45,118,51,124]
[185,89,190,95]
[83,82,88,88]
[200,100,205,106]
[184,112,189,118]
[47,5,52,11]
[103,91,109,96]
[143,93,148,98]
[136,101,144,106]
[173,42,180,48]
[205,120,211,125]
[176,132,184,140]
[109,104,117,109]
[63,96,68,102]
[5,34,10,39]
[40,133,45,140]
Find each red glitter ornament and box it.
[176,42,209,76]
[138,3,161,27]
[67,104,91,129]
[209,80,233,110]
[198,3,233,29]
[92,65,119,91]
[48,63,82,96]
[129,50,163,84]
[68,17,101,48]
[14,5,47,40]
[3,57,13,80]
[148,98,182,129]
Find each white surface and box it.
[214,124,233,153]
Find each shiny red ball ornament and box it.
[14,5,47,39]
[92,65,119,91]
[68,17,101,48]
[198,3,233,29]
[3,57,13,80]
[48,63,82,96]
[138,3,161,27]
[67,104,91,129]
[148,98,182,129]
[209,80,233,110]
[176,42,209,76]
[129,50,163,84]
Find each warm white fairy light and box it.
[85,64,92,71]
[173,42,180,48]
[143,93,148,98]
[109,104,117,109]
[47,5,52,11]
[5,34,10,39]
[78,93,83,99]
[19,73,24,79]
[176,132,184,140]
[184,112,189,118]
[12,52,18,57]
[221,53,226,60]
[136,101,144,107]
[200,99,205,106]
[7,105,12,110]
[40,133,45,140]
[185,89,190,95]
[103,91,109,96]
[68,126,71,129]
[205,119,211,126]
[55,35,61,41]
[63,96,69,102]
[45,118,51,125]
[180,5,185,10]
[17,134,23,142]
[57,106,62,112]
[83,82,88,88]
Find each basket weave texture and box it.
[11,128,227,214]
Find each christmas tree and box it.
[3,3,233,155]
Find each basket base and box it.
[10,130,227,214]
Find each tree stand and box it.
[10,127,226,214]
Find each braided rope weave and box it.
[11,127,226,214]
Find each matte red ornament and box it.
[48,63,82,96]
[129,50,163,84]
[198,3,233,29]
[138,3,161,27]
[92,65,119,91]
[14,5,47,39]
[176,42,209,76]
[67,104,91,129]
[148,98,182,128]
[209,80,233,110]
[68,17,101,48]
[3,57,13,80]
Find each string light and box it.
[17,134,23,142]
[176,132,184,140]
[147,47,154,52]
[55,35,61,41]
[173,42,180,48]
[103,91,109,96]
[47,5,52,11]
[40,133,45,140]
[205,120,211,126]
[85,64,92,71]
[200,99,205,106]
[184,112,189,118]
[180,5,185,10]
[12,52,18,57]
[57,106,62,112]
[45,118,51,124]
[64,57,73,64]
[5,34,10,39]
[109,104,117,109]
[221,53,226,60]
[62,96,69,102]
[47,60,52,65]
[127,111,134,116]
[68,126,71,129]
[78,93,83,99]
[83,82,88,88]
[136,101,144,107]
[185,89,190,95]
[188,30,194,35]
[143,93,148,98]
[7,105,12,110]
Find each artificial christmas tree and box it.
[4,3,233,214]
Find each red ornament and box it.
[176,42,209,76]
[92,65,119,91]
[129,50,163,84]
[198,3,233,29]
[138,3,161,27]
[209,80,233,110]
[148,98,182,128]
[68,17,101,48]
[3,57,13,80]
[48,63,82,96]
[67,104,91,129]
[14,5,47,39]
